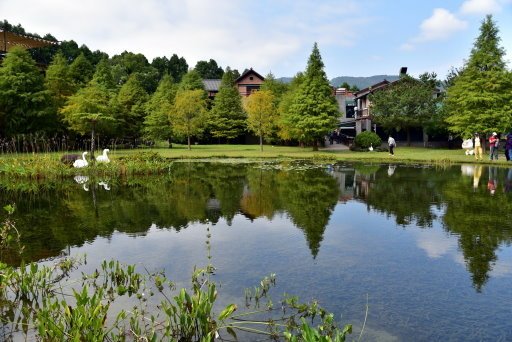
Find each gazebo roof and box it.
[1,29,59,53]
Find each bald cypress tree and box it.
[445,15,512,137]
[208,68,246,141]
[0,47,49,136]
[289,43,339,150]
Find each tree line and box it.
[1,15,511,152]
[368,15,512,145]
[0,19,339,152]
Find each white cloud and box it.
[399,43,415,51]
[0,0,367,76]
[460,0,502,15]
[414,229,458,259]
[415,8,468,42]
[401,8,468,50]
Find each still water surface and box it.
[1,161,512,341]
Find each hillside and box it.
[330,75,399,89]
[278,75,400,90]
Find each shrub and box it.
[354,131,382,149]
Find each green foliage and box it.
[0,210,352,341]
[278,72,306,141]
[168,54,189,83]
[244,90,277,150]
[208,68,247,140]
[370,74,439,144]
[68,53,95,89]
[92,58,116,90]
[354,131,382,149]
[261,72,289,102]
[116,74,149,139]
[60,79,117,136]
[444,15,512,137]
[178,69,205,92]
[144,74,176,142]
[194,59,224,79]
[45,52,75,109]
[171,89,207,149]
[288,43,339,150]
[0,47,50,136]
[338,81,359,92]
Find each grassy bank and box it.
[120,144,511,165]
[0,144,510,179]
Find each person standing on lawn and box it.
[388,136,396,156]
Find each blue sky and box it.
[1,0,511,80]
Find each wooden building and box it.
[203,68,265,99]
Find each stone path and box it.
[320,141,350,151]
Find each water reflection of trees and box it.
[3,162,512,291]
[349,164,512,292]
[0,162,339,263]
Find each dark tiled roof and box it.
[235,68,265,83]
[354,80,390,99]
[203,79,222,91]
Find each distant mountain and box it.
[331,75,399,89]
[277,75,400,90]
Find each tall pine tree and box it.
[288,43,339,150]
[116,74,149,140]
[0,47,50,136]
[144,74,176,144]
[444,15,512,137]
[208,68,246,141]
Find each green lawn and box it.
[112,144,511,166]
[1,144,511,168]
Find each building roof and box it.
[235,68,265,83]
[1,29,59,52]
[203,79,222,92]
[354,80,391,99]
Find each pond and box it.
[1,161,512,341]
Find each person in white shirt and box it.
[388,136,396,156]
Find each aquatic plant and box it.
[0,208,353,341]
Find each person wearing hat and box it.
[489,132,499,161]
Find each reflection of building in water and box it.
[328,166,378,202]
[329,167,355,202]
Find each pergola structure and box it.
[1,29,58,55]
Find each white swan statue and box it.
[73,152,88,168]
[369,144,374,151]
[96,149,110,163]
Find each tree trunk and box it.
[259,133,263,151]
[91,121,96,161]
[188,135,191,150]
[423,127,428,147]
[406,128,411,147]
[313,140,319,151]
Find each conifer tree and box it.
[444,15,512,137]
[44,52,75,133]
[45,52,75,109]
[278,72,305,141]
[116,74,149,140]
[178,69,205,92]
[61,63,118,156]
[0,47,50,136]
[207,68,246,141]
[68,53,95,89]
[144,74,176,144]
[288,43,339,150]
